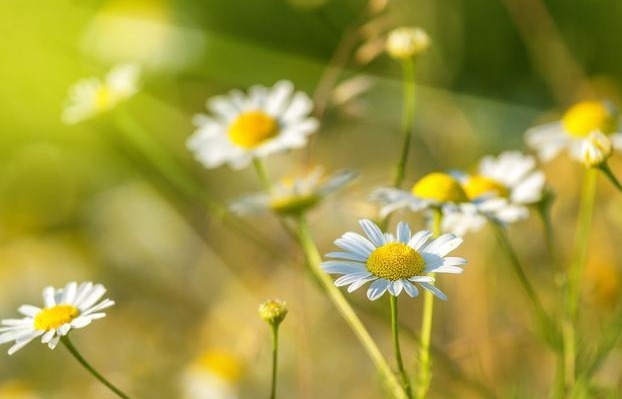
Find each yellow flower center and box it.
[95,85,113,110]
[462,175,509,200]
[366,242,425,281]
[412,172,468,203]
[561,101,615,137]
[270,195,319,215]
[33,305,79,331]
[195,351,242,382]
[228,111,278,149]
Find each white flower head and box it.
[321,219,466,301]
[580,131,613,168]
[231,167,356,216]
[386,27,430,59]
[62,63,140,124]
[187,80,319,170]
[525,100,622,162]
[0,282,114,355]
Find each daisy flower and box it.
[371,172,468,218]
[386,27,430,59]
[321,219,466,301]
[525,100,622,162]
[62,63,140,124]
[0,282,114,355]
[182,350,242,399]
[187,80,319,170]
[230,167,356,216]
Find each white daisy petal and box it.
[423,234,463,257]
[347,276,378,293]
[335,272,373,287]
[367,279,390,301]
[325,251,368,262]
[396,222,411,244]
[408,230,433,250]
[321,261,367,275]
[359,219,386,247]
[419,283,448,300]
[402,281,420,298]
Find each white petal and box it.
[396,222,411,244]
[367,279,390,301]
[325,251,368,262]
[321,261,367,275]
[18,305,41,317]
[402,281,419,298]
[359,219,385,247]
[408,230,433,250]
[335,272,373,287]
[423,234,463,257]
[43,286,56,307]
[419,283,448,300]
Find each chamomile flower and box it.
[321,219,466,301]
[580,131,613,168]
[182,350,242,399]
[230,168,356,216]
[62,63,140,124]
[371,172,468,218]
[0,282,114,355]
[525,100,622,162]
[386,27,430,59]
[187,81,319,170]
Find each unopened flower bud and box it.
[258,299,288,327]
[386,27,430,59]
[580,131,613,168]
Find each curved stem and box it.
[598,163,622,194]
[296,215,408,399]
[253,158,273,192]
[391,296,414,398]
[61,336,132,399]
[392,58,416,189]
[270,325,280,399]
[563,168,597,394]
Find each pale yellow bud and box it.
[258,299,288,327]
[580,131,613,168]
[386,27,430,59]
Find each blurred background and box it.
[1,0,622,398]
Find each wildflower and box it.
[0,282,114,355]
[322,219,466,300]
[62,63,140,124]
[525,100,622,162]
[0,381,39,399]
[386,27,430,59]
[230,168,356,216]
[258,299,288,327]
[187,80,318,169]
[580,131,613,168]
[182,350,242,399]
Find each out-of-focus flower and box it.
[0,282,114,355]
[81,0,204,71]
[62,64,140,124]
[230,168,356,216]
[187,81,318,170]
[182,350,242,399]
[580,131,613,168]
[322,219,466,301]
[386,27,430,59]
[0,381,39,399]
[525,100,622,162]
[258,299,288,327]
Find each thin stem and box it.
[391,295,414,398]
[415,209,442,399]
[598,163,622,194]
[270,324,280,399]
[493,223,555,345]
[392,58,416,189]
[61,336,132,399]
[296,215,408,399]
[253,158,273,192]
[563,168,597,393]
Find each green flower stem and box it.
[270,324,280,399]
[253,158,273,192]
[415,208,442,399]
[392,57,416,189]
[598,163,622,194]
[493,223,555,345]
[296,215,408,399]
[391,295,414,399]
[61,336,132,399]
[563,168,597,392]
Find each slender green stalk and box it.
[415,209,442,399]
[598,163,622,194]
[296,215,408,399]
[253,158,273,191]
[61,336,132,399]
[392,58,416,189]
[493,223,555,345]
[270,324,280,399]
[563,168,597,393]
[391,295,414,398]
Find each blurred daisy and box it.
[580,131,613,168]
[230,167,356,216]
[182,350,242,399]
[0,381,39,399]
[187,80,318,169]
[0,282,114,355]
[386,27,430,59]
[62,63,140,125]
[526,100,622,162]
[371,172,468,218]
[321,219,466,300]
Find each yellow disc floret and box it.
[463,175,509,200]
[412,172,468,203]
[34,305,79,331]
[228,111,278,148]
[561,101,615,138]
[194,350,243,382]
[367,242,425,281]
[94,85,113,110]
